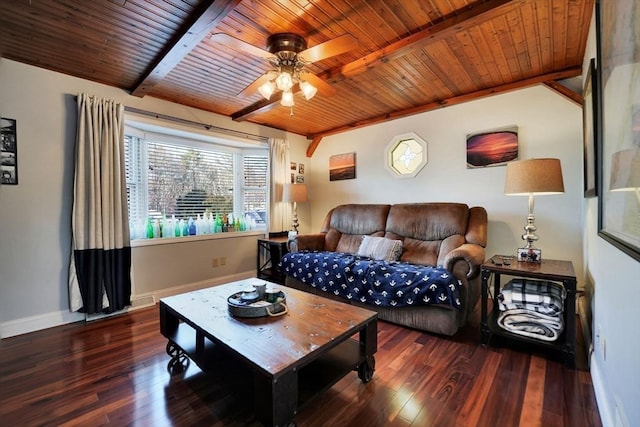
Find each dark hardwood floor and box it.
[0,301,601,426]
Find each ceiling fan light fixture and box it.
[258,80,276,100]
[299,80,317,100]
[281,90,295,107]
[276,71,294,91]
[220,31,358,110]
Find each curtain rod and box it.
[124,106,268,143]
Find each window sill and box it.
[131,229,266,247]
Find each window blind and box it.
[124,131,268,239]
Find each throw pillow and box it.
[357,235,403,262]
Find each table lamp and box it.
[283,183,308,233]
[504,158,564,260]
[610,148,640,233]
[610,148,640,200]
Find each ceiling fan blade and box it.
[298,34,358,63]
[238,72,276,98]
[303,73,337,96]
[210,33,276,60]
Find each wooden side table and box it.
[257,236,289,284]
[481,255,577,368]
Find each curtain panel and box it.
[269,137,291,233]
[68,93,132,314]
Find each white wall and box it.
[306,85,584,284]
[581,8,640,427]
[0,58,309,337]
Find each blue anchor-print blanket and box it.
[280,251,461,309]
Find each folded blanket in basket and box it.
[497,308,564,342]
[498,279,566,316]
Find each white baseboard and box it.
[85,294,157,322]
[1,271,255,338]
[145,271,254,301]
[590,354,613,427]
[591,360,630,427]
[0,309,85,339]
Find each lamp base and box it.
[291,202,299,233]
[521,212,539,248]
[517,247,542,263]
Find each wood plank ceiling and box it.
[0,0,593,154]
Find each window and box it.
[385,132,428,178]
[124,125,268,240]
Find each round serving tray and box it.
[227,290,287,318]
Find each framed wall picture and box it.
[329,152,356,181]
[596,0,640,261]
[1,118,18,185]
[466,126,518,169]
[582,58,598,198]
[517,248,542,263]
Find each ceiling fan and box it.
[211,32,358,107]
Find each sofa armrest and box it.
[290,233,326,252]
[443,243,485,280]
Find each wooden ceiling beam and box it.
[304,67,581,156]
[543,81,583,107]
[306,136,324,158]
[338,0,517,78]
[131,0,240,97]
[231,0,517,121]
[232,88,286,121]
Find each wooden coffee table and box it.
[159,278,377,427]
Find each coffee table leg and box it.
[254,370,298,427]
[357,356,375,383]
[357,319,377,383]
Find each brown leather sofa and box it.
[284,203,487,336]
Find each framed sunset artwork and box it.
[466,126,519,169]
[329,152,356,181]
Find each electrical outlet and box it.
[596,324,606,361]
[220,257,226,266]
[212,258,219,267]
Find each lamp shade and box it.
[299,80,318,100]
[283,183,308,203]
[610,148,640,191]
[504,158,565,195]
[281,90,295,107]
[258,80,276,100]
[276,71,293,91]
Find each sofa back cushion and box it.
[320,204,391,253]
[385,203,470,266]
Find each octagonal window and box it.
[385,132,428,178]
